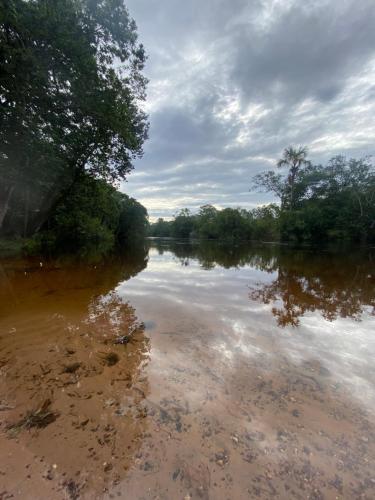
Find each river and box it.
[0,240,374,499]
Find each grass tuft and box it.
[7,399,59,435]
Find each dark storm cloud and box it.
[123,0,375,219]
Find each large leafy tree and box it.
[171,209,195,239]
[196,204,219,239]
[31,172,149,251]
[0,0,148,236]
[306,156,375,242]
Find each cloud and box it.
[231,1,375,103]
[124,0,375,219]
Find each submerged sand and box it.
[0,243,374,499]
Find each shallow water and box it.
[0,241,374,499]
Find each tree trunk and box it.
[23,187,30,237]
[0,185,15,232]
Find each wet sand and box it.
[0,243,374,499]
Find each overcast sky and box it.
[123,0,375,220]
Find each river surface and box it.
[0,240,374,500]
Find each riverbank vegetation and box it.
[150,149,375,244]
[0,0,148,252]
[149,204,280,242]
[26,173,148,254]
[254,148,375,244]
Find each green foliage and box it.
[0,237,25,257]
[0,0,148,237]
[149,204,279,242]
[215,208,252,241]
[252,149,375,244]
[251,204,280,241]
[28,173,148,253]
[149,218,172,238]
[171,209,196,239]
[50,176,119,246]
[276,146,311,210]
[151,150,374,246]
[117,195,149,243]
[196,205,219,239]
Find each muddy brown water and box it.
[0,240,374,500]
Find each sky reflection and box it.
[116,241,375,409]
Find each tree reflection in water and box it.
[0,245,151,497]
[151,239,375,326]
[249,249,375,327]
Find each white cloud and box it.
[124,0,375,218]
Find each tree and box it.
[306,156,375,242]
[0,0,148,236]
[149,218,172,238]
[251,171,285,202]
[171,209,195,238]
[28,172,149,252]
[40,174,122,249]
[216,208,251,241]
[117,195,149,243]
[251,204,280,241]
[276,146,311,210]
[196,205,219,239]
[149,206,278,242]
[252,146,311,210]
[251,148,375,243]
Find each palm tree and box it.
[277,146,310,210]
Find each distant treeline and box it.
[150,150,375,244]
[149,205,279,242]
